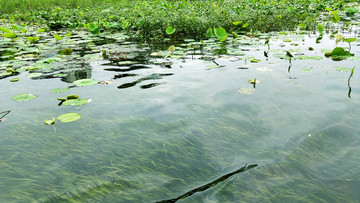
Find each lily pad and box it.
[298,56,323,60]
[28,73,43,78]
[50,88,69,93]
[214,27,228,42]
[166,26,176,35]
[62,99,90,106]
[45,118,55,125]
[10,78,20,82]
[12,93,36,102]
[57,113,81,123]
[334,67,351,72]
[73,79,99,86]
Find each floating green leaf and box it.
[28,73,43,78]
[0,26,12,33]
[166,26,176,35]
[205,28,214,38]
[331,47,351,56]
[57,113,81,123]
[50,88,69,93]
[233,21,242,25]
[37,28,46,33]
[10,78,19,82]
[54,34,63,41]
[26,36,40,44]
[45,118,55,125]
[214,27,228,42]
[12,93,36,102]
[63,99,89,106]
[88,22,97,31]
[343,38,356,43]
[330,11,340,22]
[3,32,16,38]
[334,67,351,72]
[298,56,323,60]
[73,79,99,86]
[66,95,79,100]
[317,24,324,35]
[91,27,100,35]
[345,7,358,16]
[122,21,129,30]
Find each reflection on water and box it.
[0,26,360,202]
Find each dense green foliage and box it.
[0,0,359,40]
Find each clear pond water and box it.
[1,27,360,202]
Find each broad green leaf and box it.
[166,26,176,35]
[26,36,40,43]
[11,25,24,31]
[298,56,323,60]
[50,88,69,93]
[345,7,359,16]
[122,21,129,30]
[3,32,16,38]
[168,45,175,53]
[233,21,242,25]
[242,23,249,28]
[336,34,344,44]
[73,79,99,86]
[45,118,55,125]
[10,78,19,82]
[57,113,81,123]
[54,34,63,41]
[66,95,79,100]
[62,99,89,106]
[91,27,100,35]
[88,22,97,31]
[232,32,239,38]
[12,93,36,102]
[334,67,351,72]
[28,73,43,78]
[205,28,214,38]
[214,27,228,42]
[37,28,46,33]
[343,38,356,43]
[317,24,324,35]
[0,26,12,33]
[330,11,340,22]
[331,47,349,56]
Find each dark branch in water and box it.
[0,110,11,122]
[156,164,257,203]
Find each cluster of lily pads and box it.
[11,78,99,124]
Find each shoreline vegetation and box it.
[0,0,359,41]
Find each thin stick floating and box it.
[156,164,257,203]
[0,110,11,122]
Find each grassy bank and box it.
[0,0,359,40]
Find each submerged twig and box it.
[156,164,257,203]
[0,110,11,122]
